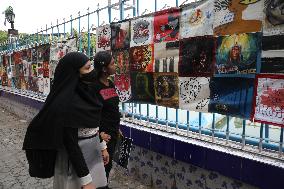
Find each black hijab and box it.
[23,52,102,150]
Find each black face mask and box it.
[80,69,97,82]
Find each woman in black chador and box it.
[23,52,109,189]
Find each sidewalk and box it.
[0,106,151,189]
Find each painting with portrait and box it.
[179,36,215,77]
[216,32,261,75]
[153,8,180,43]
[111,21,130,50]
[129,45,154,72]
[130,72,155,103]
[154,72,179,108]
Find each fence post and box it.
[242,120,246,148]
[87,8,91,57]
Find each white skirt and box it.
[53,135,108,189]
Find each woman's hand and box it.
[82,182,96,189]
[100,132,111,143]
[101,149,109,165]
[118,129,123,138]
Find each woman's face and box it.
[105,58,116,75]
[79,60,93,75]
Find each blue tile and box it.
[205,149,241,180]
[119,124,131,138]
[150,133,174,158]
[174,140,205,168]
[131,128,150,149]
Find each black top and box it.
[95,80,120,139]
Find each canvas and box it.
[96,24,111,52]
[114,74,132,102]
[111,21,130,50]
[113,50,130,74]
[129,45,154,72]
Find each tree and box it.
[0,30,8,44]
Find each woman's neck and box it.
[99,74,109,86]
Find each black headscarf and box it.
[23,52,102,150]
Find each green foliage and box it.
[0,30,8,44]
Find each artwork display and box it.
[114,74,132,102]
[113,50,130,74]
[96,25,111,52]
[111,21,130,50]
[129,45,154,72]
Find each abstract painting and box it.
[129,45,154,72]
[113,50,130,74]
[213,0,263,35]
[179,77,211,112]
[96,24,111,52]
[263,0,284,36]
[130,16,154,47]
[114,74,132,102]
[179,36,215,77]
[37,44,50,62]
[111,21,130,50]
[253,74,284,126]
[153,72,179,108]
[216,32,261,75]
[153,8,180,43]
[154,41,179,73]
[209,77,255,119]
[130,72,155,103]
[180,0,214,38]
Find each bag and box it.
[113,136,133,169]
[25,149,57,178]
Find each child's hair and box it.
[93,51,112,77]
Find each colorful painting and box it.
[37,44,50,62]
[213,0,263,35]
[153,8,180,43]
[28,76,38,92]
[96,25,111,52]
[154,41,179,73]
[261,34,284,74]
[130,16,154,47]
[179,77,211,112]
[216,33,261,75]
[130,72,155,103]
[111,21,130,50]
[153,72,179,108]
[263,0,284,36]
[113,50,130,74]
[253,74,284,127]
[114,74,132,102]
[209,77,255,119]
[129,45,154,72]
[179,36,215,77]
[180,0,214,38]
[43,78,51,96]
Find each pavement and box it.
[0,106,151,189]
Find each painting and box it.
[179,77,211,112]
[216,32,261,75]
[129,45,154,72]
[153,72,179,108]
[153,8,180,43]
[113,50,130,74]
[180,0,214,38]
[213,0,263,35]
[209,77,255,119]
[37,44,50,62]
[130,16,154,47]
[96,24,111,52]
[179,36,215,77]
[154,41,179,73]
[114,74,132,102]
[130,72,155,103]
[263,0,284,36]
[253,74,284,127]
[111,21,130,50]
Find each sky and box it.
[0,0,193,34]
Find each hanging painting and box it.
[129,45,154,72]
[111,21,130,50]
[113,50,130,74]
[130,15,154,47]
[96,24,111,52]
[253,74,284,127]
[209,77,255,119]
[153,72,179,108]
[180,0,214,38]
[179,77,211,112]
[153,8,180,43]
[215,32,261,75]
[263,0,284,36]
[213,0,263,35]
[179,36,215,77]
[114,74,132,102]
[154,41,179,73]
[37,44,50,62]
[130,72,155,103]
